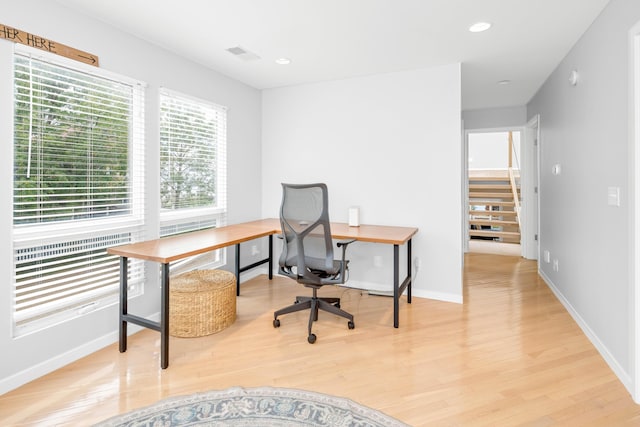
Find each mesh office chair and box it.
[273,183,355,343]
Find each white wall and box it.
[262,65,462,302]
[0,1,262,393]
[468,131,521,169]
[527,0,640,395]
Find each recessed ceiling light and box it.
[497,80,511,85]
[469,22,492,33]
[275,58,291,65]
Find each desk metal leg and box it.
[268,234,273,280]
[235,236,275,296]
[119,256,128,353]
[235,244,241,296]
[160,263,170,369]
[393,244,400,328]
[393,239,413,328]
[407,238,412,303]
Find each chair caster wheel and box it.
[348,321,355,329]
[308,334,317,344]
[273,319,280,328]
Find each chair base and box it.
[273,288,354,343]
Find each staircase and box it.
[469,169,521,244]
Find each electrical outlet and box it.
[608,186,620,207]
[414,257,420,272]
[373,255,383,268]
[544,250,551,263]
[553,259,559,272]
[251,245,259,256]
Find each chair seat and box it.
[283,255,342,275]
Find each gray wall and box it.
[462,106,527,130]
[527,0,640,392]
[0,1,262,393]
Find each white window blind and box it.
[12,49,146,335]
[159,89,227,272]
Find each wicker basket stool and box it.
[169,269,236,338]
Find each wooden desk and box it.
[108,218,417,368]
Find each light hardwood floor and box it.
[468,239,521,257]
[2,253,640,426]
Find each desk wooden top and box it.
[328,222,418,245]
[107,218,417,264]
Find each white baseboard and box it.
[0,313,160,396]
[413,288,463,304]
[341,280,463,304]
[245,270,463,304]
[538,269,632,394]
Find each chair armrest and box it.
[336,239,356,283]
[336,239,356,248]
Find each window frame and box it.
[11,45,147,336]
[158,88,228,272]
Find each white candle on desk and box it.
[348,206,360,227]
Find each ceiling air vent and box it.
[226,46,260,61]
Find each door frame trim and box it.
[628,21,640,403]
[522,115,540,260]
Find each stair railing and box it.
[507,131,521,227]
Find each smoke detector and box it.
[226,46,260,61]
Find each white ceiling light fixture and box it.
[469,22,492,33]
[275,57,292,65]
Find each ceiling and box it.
[55,0,611,111]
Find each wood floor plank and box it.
[1,253,639,426]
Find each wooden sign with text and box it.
[0,23,99,66]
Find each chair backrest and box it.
[279,183,335,283]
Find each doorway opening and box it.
[467,130,522,256]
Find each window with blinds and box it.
[12,49,146,336]
[159,89,227,272]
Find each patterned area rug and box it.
[94,386,410,426]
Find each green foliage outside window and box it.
[13,56,131,225]
[159,93,219,211]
